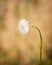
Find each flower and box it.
[18,19,29,34]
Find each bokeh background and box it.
[0,0,52,65]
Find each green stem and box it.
[31,25,42,65]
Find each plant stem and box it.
[32,25,42,65]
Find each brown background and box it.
[0,0,52,65]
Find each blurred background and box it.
[0,0,52,65]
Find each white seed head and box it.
[18,19,29,34]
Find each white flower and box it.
[18,19,29,34]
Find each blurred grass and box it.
[0,60,52,65]
[0,0,52,65]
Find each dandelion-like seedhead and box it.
[18,19,29,34]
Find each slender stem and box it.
[31,25,42,65]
